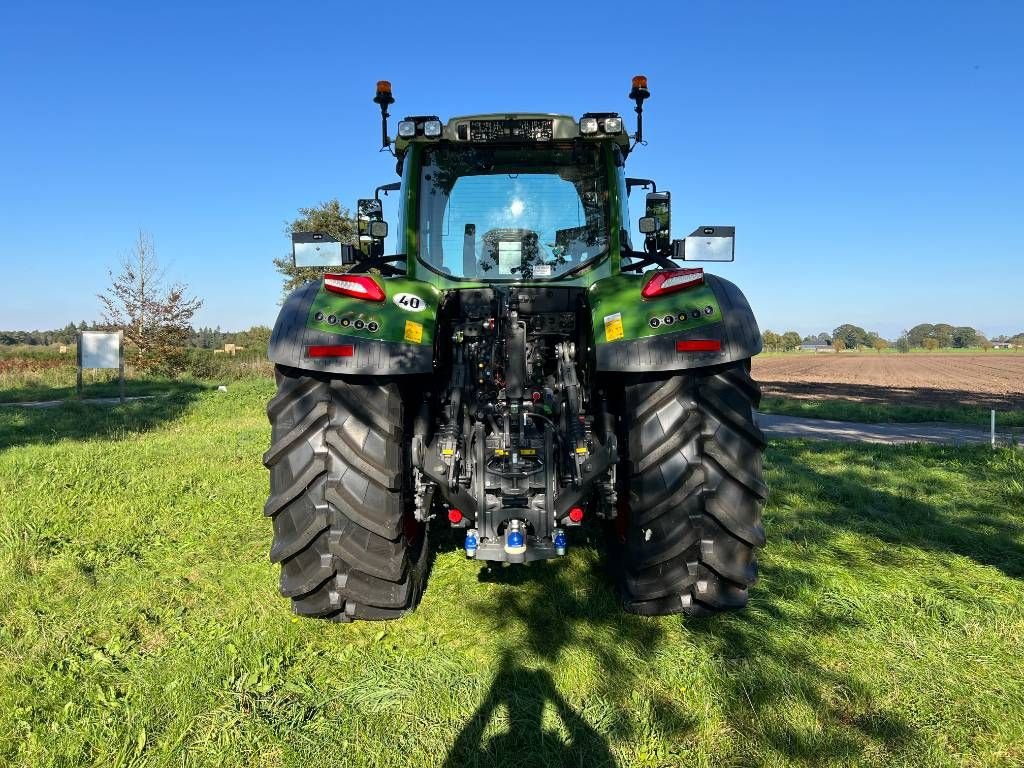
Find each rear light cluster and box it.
[324,273,385,302]
[641,268,704,299]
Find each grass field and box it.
[1,380,1023,767]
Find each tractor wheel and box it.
[618,359,767,616]
[263,366,428,621]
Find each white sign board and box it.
[80,331,121,369]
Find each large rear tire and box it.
[618,360,767,616]
[263,366,428,621]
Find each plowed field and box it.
[752,353,1024,410]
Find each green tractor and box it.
[264,77,767,622]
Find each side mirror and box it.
[292,232,357,267]
[673,226,735,262]
[644,191,671,253]
[358,198,386,257]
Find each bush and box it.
[180,349,273,382]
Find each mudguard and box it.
[592,273,761,372]
[268,279,438,375]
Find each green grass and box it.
[0,347,272,404]
[0,377,190,405]
[1,381,1022,767]
[759,396,1024,429]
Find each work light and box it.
[603,116,622,133]
[397,120,416,138]
[579,117,599,134]
[423,119,442,137]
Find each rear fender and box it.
[268,277,439,375]
[590,273,761,372]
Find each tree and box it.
[832,324,868,350]
[896,331,911,353]
[98,231,202,374]
[274,200,358,297]
[907,323,934,348]
[872,337,889,352]
[951,326,981,348]
[761,330,781,352]
[781,331,802,351]
[923,337,939,350]
[931,323,954,348]
[833,337,847,352]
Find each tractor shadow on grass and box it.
[441,650,617,768]
[767,442,1024,581]
[430,441,990,765]
[676,441,1021,764]
[0,384,205,452]
[434,527,661,767]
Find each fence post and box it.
[118,330,125,405]
[76,331,83,400]
[991,409,996,450]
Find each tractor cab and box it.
[292,77,736,284]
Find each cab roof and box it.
[394,112,630,155]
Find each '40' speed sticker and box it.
[393,293,426,312]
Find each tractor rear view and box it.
[264,77,767,621]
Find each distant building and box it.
[798,343,835,353]
[992,341,1012,349]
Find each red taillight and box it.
[676,340,721,352]
[448,509,463,524]
[568,506,584,523]
[641,268,704,299]
[324,273,385,302]
[307,344,354,358]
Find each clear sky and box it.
[1,1,1021,338]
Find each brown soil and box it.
[751,353,1024,410]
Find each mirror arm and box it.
[374,182,401,200]
[347,253,406,277]
[620,249,676,273]
[625,177,657,195]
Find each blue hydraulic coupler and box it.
[553,528,567,556]
[464,529,479,559]
[504,520,527,556]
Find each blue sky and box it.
[1,1,1021,338]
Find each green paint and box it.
[307,277,440,346]
[589,274,722,344]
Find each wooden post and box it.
[118,330,126,405]
[76,331,84,399]
[991,410,996,450]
